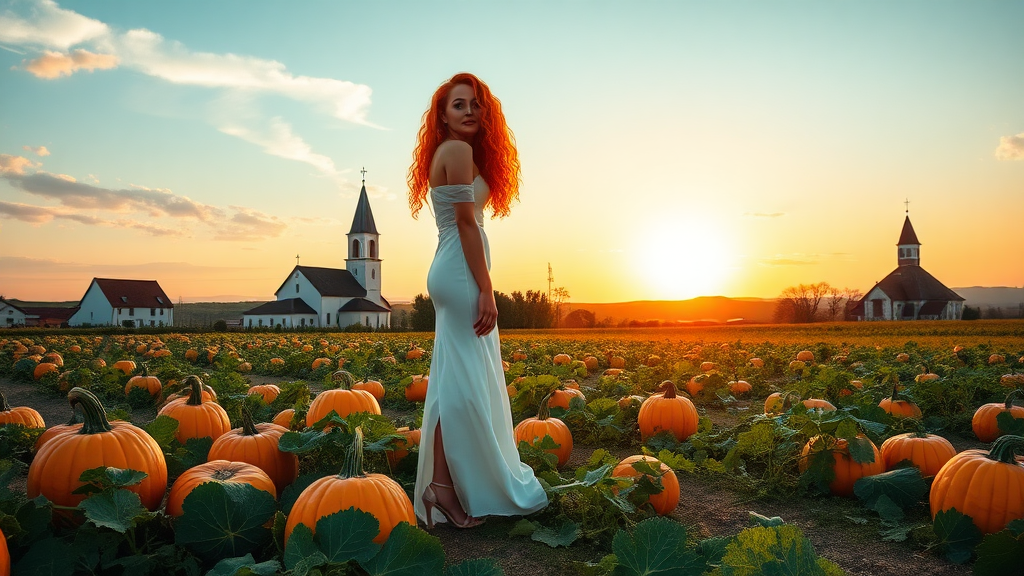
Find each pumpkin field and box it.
[1,320,1023,576]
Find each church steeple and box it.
[348,168,378,235]
[345,168,382,305]
[897,201,920,267]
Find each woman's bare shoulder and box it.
[432,140,474,185]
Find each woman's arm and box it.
[442,141,497,337]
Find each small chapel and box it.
[849,208,964,321]
[242,173,391,329]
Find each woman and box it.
[407,73,548,528]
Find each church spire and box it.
[896,207,920,266]
[348,168,378,235]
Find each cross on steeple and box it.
[361,166,367,184]
[296,254,300,266]
[904,198,910,214]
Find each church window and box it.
[301,317,306,326]
[365,316,369,326]
[270,317,274,326]
[872,300,883,317]
[295,272,298,278]
[369,240,376,258]
[327,313,331,325]
[248,318,252,327]
[352,239,361,258]
[259,319,263,326]
[296,283,299,293]
[129,308,134,316]
[371,269,375,280]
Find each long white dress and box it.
[413,175,549,524]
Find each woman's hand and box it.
[474,290,498,336]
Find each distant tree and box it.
[962,305,981,320]
[984,306,1005,319]
[562,309,596,329]
[824,286,863,322]
[213,319,228,332]
[121,320,135,329]
[776,282,832,323]
[551,287,570,327]
[410,294,435,331]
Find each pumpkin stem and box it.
[537,392,552,421]
[240,402,259,436]
[211,468,236,481]
[659,380,678,399]
[340,426,367,478]
[987,434,1024,464]
[0,389,10,412]
[331,370,355,390]
[781,390,801,411]
[140,362,149,378]
[889,376,901,402]
[183,375,205,406]
[69,387,113,434]
[1004,389,1022,410]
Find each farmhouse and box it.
[243,178,391,329]
[68,278,175,327]
[850,213,964,321]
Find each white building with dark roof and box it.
[850,214,965,321]
[243,177,392,329]
[67,278,174,327]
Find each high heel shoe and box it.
[421,482,485,530]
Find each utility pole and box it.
[547,263,554,302]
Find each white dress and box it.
[413,175,549,524]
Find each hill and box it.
[566,296,777,324]
[952,286,1024,309]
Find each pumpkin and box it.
[749,358,765,368]
[972,390,1024,443]
[618,395,645,409]
[247,384,281,404]
[930,435,1024,534]
[603,368,623,377]
[802,398,837,412]
[69,345,82,353]
[33,362,59,381]
[285,427,415,545]
[27,388,167,510]
[513,350,529,362]
[638,381,698,442]
[685,375,705,397]
[208,408,298,494]
[405,347,425,361]
[165,460,277,517]
[237,362,252,373]
[644,355,662,367]
[270,357,285,366]
[353,380,385,401]
[796,350,815,363]
[0,526,7,576]
[879,381,922,419]
[548,386,586,410]
[311,357,333,370]
[160,382,216,408]
[41,352,63,367]
[728,380,752,396]
[405,374,428,402]
[27,345,45,355]
[798,435,885,497]
[609,356,626,369]
[896,353,910,363]
[158,375,232,443]
[553,353,572,366]
[33,411,83,454]
[112,360,136,375]
[125,364,162,397]
[1000,374,1024,388]
[764,391,799,415]
[989,354,1006,365]
[273,408,297,429]
[90,358,107,370]
[0,389,45,428]
[514,393,573,467]
[788,360,807,372]
[583,355,599,371]
[915,372,940,383]
[386,427,422,469]
[613,455,680,515]
[306,371,381,427]
[879,432,956,477]
[700,361,716,372]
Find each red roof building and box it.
[68,278,174,327]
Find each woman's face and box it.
[441,83,480,141]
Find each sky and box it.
[1,0,1022,304]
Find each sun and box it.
[633,218,737,300]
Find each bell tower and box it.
[897,200,920,267]
[345,168,382,303]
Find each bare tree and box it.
[824,286,864,321]
[551,287,570,327]
[777,282,832,323]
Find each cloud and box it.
[22,145,50,156]
[0,200,184,236]
[219,117,339,177]
[995,133,1024,161]
[23,48,118,78]
[213,206,288,241]
[0,153,38,175]
[744,212,785,218]
[0,0,109,49]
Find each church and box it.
[242,174,391,329]
[849,210,964,321]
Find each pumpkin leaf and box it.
[696,536,731,567]
[282,523,327,572]
[611,517,703,576]
[878,520,914,542]
[278,429,331,453]
[74,466,148,495]
[143,415,179,449]
[996,412,1024,436]
[314,507,382,564]
[279,473,322,515]
[208,554,281,576]
[80,488,149,533]
[444,558,506,576]
[932,508,982,564]
[798,449,835,495]
[845,436,877,464]
[531,520,580,548]
[717,524,827,576]
[508,518,538,537]
[13,536,77,576]
[973,527,1024,576]
[582,463,614,486]
[174,481,276,562]
[358,521,445,576]
[853,467,927,515]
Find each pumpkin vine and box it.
[68,387,113,434]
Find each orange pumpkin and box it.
[798,435,885,497]
[272,408,297,429]
[553,353,572,366]
[879,381,922,419]
[728,380,752,396]
[613,455,680,515]
[989,354,1006,365]
[165,460,277,517]
[643,355,661,367]
[270,357,285,366]
[353,380,385,401]
[247,384,281,404]
[306,371,381,427]
[405,374,428,402]
[749,358,765,368]
[638,381,698,442]
[0,526,7,576]
[896,353,910,363]
[513,350,529,362]
[33,362,59,381]
[548,386,586,410]
[972,390,1024,443]
[28,388,167,510]
[700,361,715,372]
[208,409,298,494]
[796,350,815,363]
[285,427,415,545]
[125,365,162,397]
[41,352,63,367]
[158,375,232,443]
[603,368,624,377]
[930,435,1024,534]
[802,398,837,412]
[1000,374,1024,388]
[385,427,422,469]
[33,413,83,454]
[764,391,799,415]
[311,357,333,370]
[514,393,573,467]
[879,432,956,477]
[112,360,136,375]
[0,390,45,428]
[406,347,425,360]
[90,358,107,370]
[582,355,599,371]
[609,356,626,369]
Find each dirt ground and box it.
[2,375,976,575]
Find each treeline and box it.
[408,290,555,331]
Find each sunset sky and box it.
[1,0,1022,304]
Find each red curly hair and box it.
[408,73,521,219]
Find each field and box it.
[1,320,1023,575]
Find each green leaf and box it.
[932,508,982,564]
[444,558,506,576]
[315,507,382,564]
[358,522,444,576]
[80,488,148,533]
[973,528,1024,576]
[282,523,327,572]
[278,429,330,453]
[144,415,179,449]
[508,518,537,537]
[532,520,580,548]
[279,473,322,515]
[611,517,703,576]
[73,466,148,495]
[174,482,276,561]
[208,554,281,576]
[717,524,826,576]
[995,412,1024,436]
[582,463,614,486]
[879,520,913,542]
[870,494,905,523]
[845,436,877,464]
[696,536,731,567]
[853,467,927,512]
[13,536,76,576]
[749,512,785,527]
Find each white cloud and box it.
[21,145,50,156]
[995,133,1024,161]
[0,0,109,49]
[219,117,339,177]
[23,48,118,78]
[0,153,38,175]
